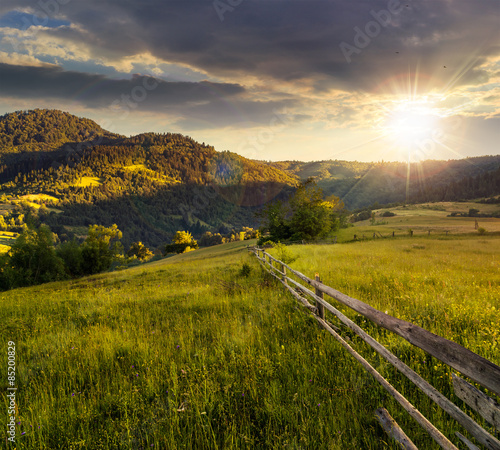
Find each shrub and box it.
[258,239,276,248]
[478,227,486,235]
[239,262,252,277]
[274,242,298,265]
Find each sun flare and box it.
[383,99,441,149]
[375,95,449,162]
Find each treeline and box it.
[0,224,129,290]
[0,109,119,152]
[411,165,500,203]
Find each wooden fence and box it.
[250,246,500,450]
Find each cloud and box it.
[1,0,498,94]
[0,0,498,147]
[0,62,299,128]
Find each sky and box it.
[0,0,499,162]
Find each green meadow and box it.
[1,232,500,448]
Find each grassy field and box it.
[1,234,499,448]
[73,177,104,187]
[336,201,500,242]
[0,231,17,253]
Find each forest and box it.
[0,109,499,249]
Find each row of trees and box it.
[0,218,261,290]
[0,224,155,290]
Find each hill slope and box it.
[0,109,121,153]
[0,110,299,248]
[269,157,500,209]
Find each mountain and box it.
[0,109,499,249]
[0,110,299,248]
[268,157,500,209]
[0,109,121,153]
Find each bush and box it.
[478,227,486,235]
[381,211,396,217]
[257,239,276,248]
[274,242,298,265]
[239,262,252,277]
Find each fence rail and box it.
[250,246,500,450]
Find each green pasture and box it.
[0,235,499,449]
[0,231,17,253]
[336,201,500,242]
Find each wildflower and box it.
[21,432,25,436]
[71,393,75,396]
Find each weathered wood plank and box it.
[375,408,419,450]
[452,374,500,430]
[279,272,500,450]
[455,432,481,450]
[259,250,500,397]
[315,273,325,320]
[254,250,500,450]
[314,315,459,449]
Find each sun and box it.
[381,98,442,160]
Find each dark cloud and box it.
[0,0,498,136]
[0,62,295,128]
[0,62,243,104]
[2,0,497,93]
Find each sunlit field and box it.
[1,236,499,449]
[335,202,500,243]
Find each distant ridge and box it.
[0,109,498,247]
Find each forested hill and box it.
[1,109,499,249]
[0,110,299,248]
[269,156,500,209]
[0,109,121,153]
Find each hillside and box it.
[0,110,299,248]
[269,157,500,209]
[1,235,499,448]
[1,109,499,249]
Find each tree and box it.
[56,239,84,277]
[164,230,198,254]
[0,225,66,289]
[258,200,291,241]
[259,180,344,242]
[199,231,223,247]
[173,231,195,245]
[288,180,336,241]
[127,241,153,261]
[80,224,123,274]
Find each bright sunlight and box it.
[382,98,441,160]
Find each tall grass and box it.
[1,237,498,448]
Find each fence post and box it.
[282,264,287,285]
[315,273,325,320]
